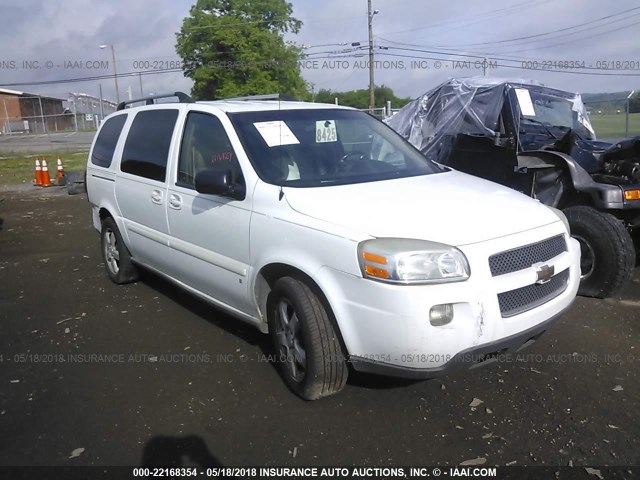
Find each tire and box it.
[633,230,640,267]
[267,276,347,400]
[100,217,139,284]
[66,172,86,195]
[563,206,635,298]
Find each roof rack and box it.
[116,91,194,111]
[222,93,297,102]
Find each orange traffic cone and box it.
[41,159,53,187]
[56,155,65,185]
[34,157,43,186]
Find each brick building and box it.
[0,88,71,134]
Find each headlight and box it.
[547,206,570,234]
[358,238,470,285]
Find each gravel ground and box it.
[0,189,638,468]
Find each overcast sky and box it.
[0,0,638,103]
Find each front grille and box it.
[489,235,567,277]
[498,269,570,318]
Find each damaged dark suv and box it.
[387,78,639,298]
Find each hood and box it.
[571,138,612,173]
[283,171,559,246]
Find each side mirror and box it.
[195,170,245,200]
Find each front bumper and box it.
[315,223,580,376]
[349,303,571,379]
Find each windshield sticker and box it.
[316,120,337,143]
[254,121,300,147]
[515,88,536,117]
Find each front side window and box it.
[177,111,242,189]
[91,114,127,168]
[229,109,442,187]
[121,109,179,182]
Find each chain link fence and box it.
[0,93,116,135]
[359,105,401,120]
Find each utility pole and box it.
[368,0,378,114]
[99,84,105,123]
[99,45,120,104]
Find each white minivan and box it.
[87,93,581,400]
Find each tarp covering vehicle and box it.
[387,77,639,298]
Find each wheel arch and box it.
[519,150,625,209]
[253,262,350,356]
[98,207,113,221]
[94,203,132,248]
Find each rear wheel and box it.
[100,217,139,284]
[564,206,635,298]
[267,276,347,400]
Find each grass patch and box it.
[0,152,87,186]
[590,112,640,139]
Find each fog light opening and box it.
[429,304,454,326]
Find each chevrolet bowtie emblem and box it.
[535,264,555,284]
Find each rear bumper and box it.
[349,300,572,379]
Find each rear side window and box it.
[121,109,179,182]
[91,114,127,168]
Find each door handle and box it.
[169,193,182,210]
[151,190,163,205]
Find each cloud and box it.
[0,0,194,101]
[0,0,638,103]
[290,0,640,97]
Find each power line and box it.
[487,17,640,53]
[377,0,551,36]
[0,68,185,88]
[376,35,542,62]
[302,42,640,75]
[296,48,640,76]
[373,52,640,76]
[372,45,640,72]
[375,12,640,61]
[436,7,640,48]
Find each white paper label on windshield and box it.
[254,121,300,147]
[316,120,337,143]
[515,88,536,117]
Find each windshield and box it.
[512,87,594,140]
[229,108,442,187]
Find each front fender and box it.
[248,214,361,338]
[519,150,624,209]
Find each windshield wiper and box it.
[520,118,558,140]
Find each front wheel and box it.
[267,276,347,400]
[563,206,635,298]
